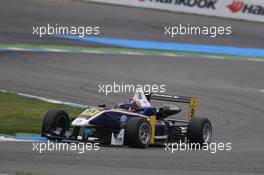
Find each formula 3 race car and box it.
[41,91,212,148]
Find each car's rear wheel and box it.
[187,117,212,145]
[41,109,70,138]
[125,117,151,148]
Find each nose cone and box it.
[72,117,90,126]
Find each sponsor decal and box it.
[139,0,218,10]
[120,115,128,126]
[227,1,264,15]
[111,129,125,145]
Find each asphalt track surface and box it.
[1,0,264,48]
[1,0,264,175]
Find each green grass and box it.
[0,92,83,135]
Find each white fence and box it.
[85,0,264,23]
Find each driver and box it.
[129,100,141,113]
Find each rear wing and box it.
[145,93,197,120]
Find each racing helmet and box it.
[130,100,141,112]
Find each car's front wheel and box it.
[41,109,70,138]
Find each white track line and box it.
[2,47,264,62]
[0,89,89,109]
[0,136,34,142]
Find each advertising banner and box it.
[86,0,264,23]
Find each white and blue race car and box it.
[41,91,212,148]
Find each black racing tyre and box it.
[187,117,212,145]
[125,117,151,148]
[41,109,70,137]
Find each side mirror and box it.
[98,104,106,108]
